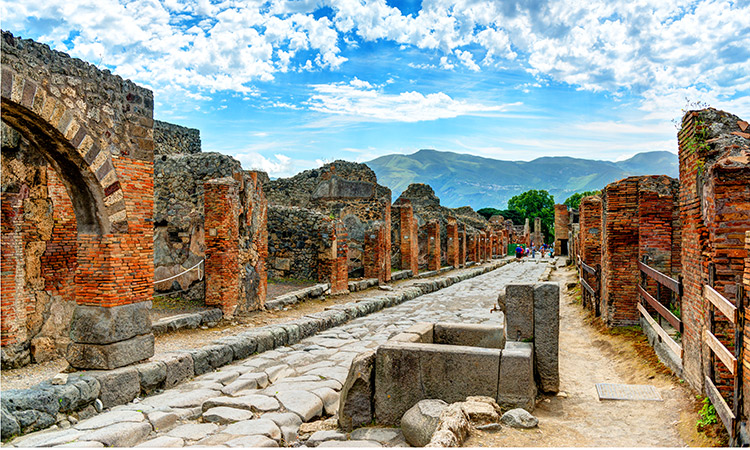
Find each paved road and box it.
[10,260,551,448]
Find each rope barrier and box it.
[154,259,204,284]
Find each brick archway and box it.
[1,77,127,234]
[1,31,155,369]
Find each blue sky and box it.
[3,0,749,177]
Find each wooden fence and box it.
[577,255,601,316]
[637,258,683,359]
[704,263,745,443]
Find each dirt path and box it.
[465,264,718,447]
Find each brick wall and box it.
[678,109,750,394]
[426,221,441,271]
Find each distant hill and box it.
[366,149,678,209]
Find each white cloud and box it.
[306,78,519,122]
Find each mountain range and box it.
[366,149,679,210]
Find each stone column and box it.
[533,217,542,247]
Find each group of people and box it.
[515,242,554,259]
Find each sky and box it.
[3,0,749,178]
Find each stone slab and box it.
[534,282,560,393]
[66,334,154,370]
[497,341,536,411]
[504,284,534,341]
[434,322,505,349]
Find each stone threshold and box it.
[0,258,513,442]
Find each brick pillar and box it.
[427,221,440,271]
[399,201,418,276]
[579,196,602,267]
[1,192,25,356]
[383,202,392,282]
[330,221,349,294]
[533,217,542,247]
[600,178,639,326]
[364,222,388,285]
[204,178,241,316]
[67,159,155,370]
[554,205,570,256]
[458,223,466,267]
[446,217,459,268]
[467,233,477,262]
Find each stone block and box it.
[403,322,433,342]
[417,343,500,403]
[187,348,211,375]
[205,344,233,369]
[533,282,560,393]
[153,352,194,388]
[66,333,154,370]
[338,350,376,432]
[497,342,536,412]
[504,284,534,341]
[68,302,152,345]
[90,367,140,409]
[136,360,167,394]
[434,323,504,349]
[375,342,501,426]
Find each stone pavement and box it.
[6,260,551,448]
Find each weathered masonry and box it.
[554,204,570,255]
[574,108,750,444]
[1,31,155,369]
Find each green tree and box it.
[563,190,600,209]
[477,207,503,220]
[507,189,555,243]
[477,208,524,226]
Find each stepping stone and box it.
[350,427,405,446]
[312,387,340,416]
[203,394,280,413]
[147,411,179,432]
[262,412,303,429]
[135,436,184,447]
[74,410,145,430]
[54,442,105,448]
[141,388,220,409]
[226,435,279,447]
[275,390,324,422]
[317,440,382,447]
[78,422,152,447]
[262,379,341,395]
[177,380,224,391]
[224,419,282,440]
[167,423,219,441]
[194,433,238,446]
[265,365,294,383]
[196,370,240,385]
[222,377,261,395]
[238,372,270,389]
[307,430,347,446]
[11,428,84,448]
[203,406,255,424]
[306,366,350,385]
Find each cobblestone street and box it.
[6,260,550,448]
